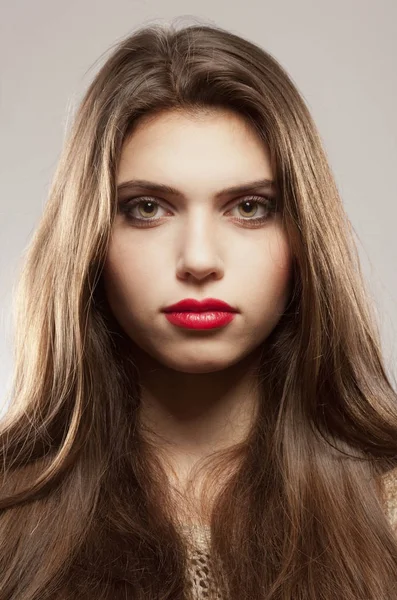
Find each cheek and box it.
[102,240,161,320]
[103,227,292,313]
[250,233,292,303]
[271,249,292,298]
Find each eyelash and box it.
[118,195,277,228]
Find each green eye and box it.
[118,194,277,228]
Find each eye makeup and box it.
[117,194,278,228]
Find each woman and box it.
[1,20,397,600]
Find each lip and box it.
[164,311,236,330]
[163,297,238,313]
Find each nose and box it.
[175,213,224,282]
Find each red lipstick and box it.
[162,297,238,330]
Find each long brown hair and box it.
[1,18,397,600]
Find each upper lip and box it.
[163,297,238,313]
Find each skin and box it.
[102,108,292,502]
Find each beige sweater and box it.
[182,468,397,599]
[182,523,224,599]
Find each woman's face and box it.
[102,108,292,373]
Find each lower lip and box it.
[163,311,236,330]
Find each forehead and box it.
[117,108,274,191]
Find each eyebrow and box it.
[116,178,277,198]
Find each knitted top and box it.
[181,523,225,599]
[181,468,397,600]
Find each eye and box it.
[229,195,276,224]
[118,196,169,223]
[118,194,277,227]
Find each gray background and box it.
[1,0,396,417]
